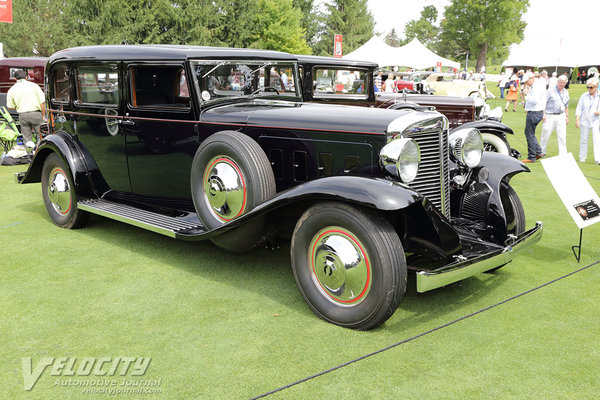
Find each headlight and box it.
[379,138,420,183]
[449,128,482,168]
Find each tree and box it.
[314,0,374,56]
[0,0,74,57]
[439,0,529,72]
[384,28,401,47]
[253,0,312,54]
[402,5,440,49]
[292,0,321,46]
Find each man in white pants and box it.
[575,77,600,164]
[541,75,569,155]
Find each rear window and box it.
[76,65,120,105]
[313,67,368,98]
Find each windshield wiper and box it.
[249,61,273,75]
[202,60,231,78]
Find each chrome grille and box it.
[406,129,450,216]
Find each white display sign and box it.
[541,153,600,229]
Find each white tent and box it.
[341,36,400,68]
[344,36,460,70]
[394,38,460,70]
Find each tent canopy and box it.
[344,37,460,70]
[503,35,599,69]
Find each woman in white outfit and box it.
[383,73,395,93]
[575,77,600,164]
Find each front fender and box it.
[450,119,514,135]
[209,175,462,258]
[455,152,529,237]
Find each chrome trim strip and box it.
[416,221,543,292]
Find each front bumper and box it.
[416,221,543,292]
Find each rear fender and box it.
[18,131,108,198]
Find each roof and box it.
[48,45,297,63]
[0,57,48,67]
[295,54,377,69]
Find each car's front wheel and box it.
[291,202,407,330]
[41,153,89,229]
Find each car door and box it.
[123,62,198,199]
[67,61,130,192]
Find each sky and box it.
[366,0,600,49]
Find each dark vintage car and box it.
[0,57,47,119]
[296,55,517,157]
[18,45,542,330]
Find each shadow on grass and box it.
[18,200,518,333]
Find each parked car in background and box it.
[0,57,47,119]
[424,72,494,99]
[19,45,541,330]
[297,55,516,157]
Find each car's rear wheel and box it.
[291,202,407,330]
[41,153,89,229]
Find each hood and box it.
[201,100,442,136]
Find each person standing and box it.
[505,74,520,112]
[6,70,46,149]
[575,77,600,164]
[374,70,383,92]
[540,75,569,156]
[521,72,547,163]
[498,72,509,99]
[382,72,395,93]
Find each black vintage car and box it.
[18,45,542,330]
[295,54,518,158]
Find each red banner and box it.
[333,34,343,58]
[0,0,12,23]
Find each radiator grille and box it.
[406,129,450,216]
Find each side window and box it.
[313,68,368,97]
[129,64,190,109]
[52,65,70,104]
[76,65,119,105]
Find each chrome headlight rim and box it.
[379,137,421,184]
[449,128,483,168]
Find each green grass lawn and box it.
[2,85,600,399]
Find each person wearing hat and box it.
[6,70,46,149]
[521,71,547,163]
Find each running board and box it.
[77,198,206,239]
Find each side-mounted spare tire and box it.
[190,131,276,251]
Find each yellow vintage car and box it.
[424,73,494,99]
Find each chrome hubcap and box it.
[203,156,246,221]
[48,168,71,215]
[309,227,371,305]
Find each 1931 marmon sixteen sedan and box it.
[18,45,542,330]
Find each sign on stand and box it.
[541,153,600,261]
[0,0,12,24]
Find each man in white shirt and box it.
[522,72,547,163]
[6,70,46,149]
[541,75,569,155]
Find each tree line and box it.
[387,0,529,71]
[1,0,528,71]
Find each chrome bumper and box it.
[416,221,543,292]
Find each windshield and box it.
[191,60,300,103]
